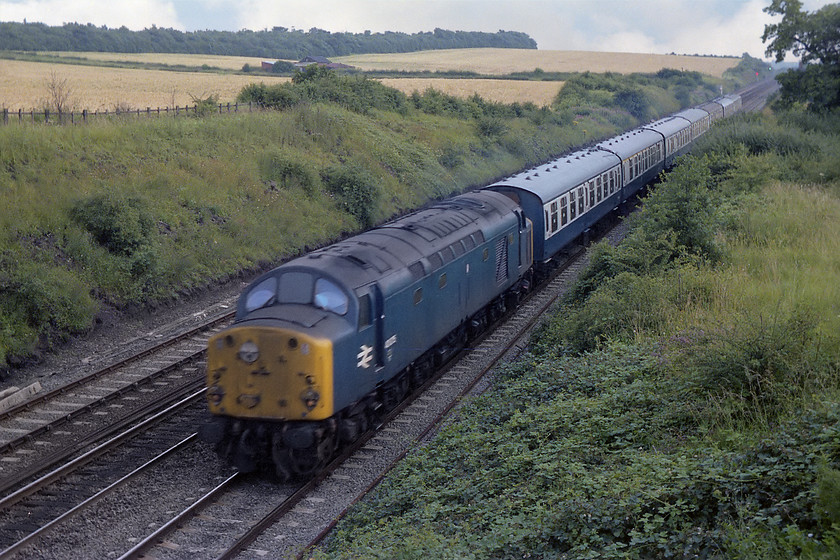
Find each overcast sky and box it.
[0,0,834,60]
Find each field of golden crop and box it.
[0,59,289,111]
[337,48,740,77]
[43,51,269,70]
[0,48,739,112]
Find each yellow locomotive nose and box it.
[206,326,334,420]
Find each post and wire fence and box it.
[1,102,264,125]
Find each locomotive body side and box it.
[202,190,530,476]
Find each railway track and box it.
[0,393,210,558]
[0,311,235,498]
[0,82,773,559]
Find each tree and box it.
[762,0,840,111]
[45,70,74,114]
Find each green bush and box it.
[70,193,156,257]
[257,150,319,194]
[0,253,98,368]
[321,163,380,228]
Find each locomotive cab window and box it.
[279,272,313,305]
[245,276,277,312]
[313,278,348,315]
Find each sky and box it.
[0,0,835,60]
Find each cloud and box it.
[0,0,182,30]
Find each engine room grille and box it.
[494,237,508,285]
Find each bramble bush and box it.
[321,163,380,228]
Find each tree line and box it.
[0,22,536,59]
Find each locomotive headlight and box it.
[207,385,225,405]
[300,388,320,410]
[238,341,259,364]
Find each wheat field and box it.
[0,59,290,111]
[0,48,738,111]
[337,48,740,77]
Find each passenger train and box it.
[198,93,742,478]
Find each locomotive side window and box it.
[314,278,348,315]
[483,248,490,261]
[439,273,447,289]
[413,288,423,305]
[245,276,277,312]
[357,293,372,328]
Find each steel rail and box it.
[117,471,242,560]
[0,431,201,560]
[0,311,233,424]
[0,389,205,512]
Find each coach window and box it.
[560,196,568,226]
[578,188,585,213]
[588,182,595,206]
[596,177,603,202]
[550,201,559,232]
[569,193,577,220]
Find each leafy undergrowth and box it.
[315,108,840,559]
[318,343,840,559]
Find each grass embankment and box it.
[316,111,840,559]
[2,68,716,374]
